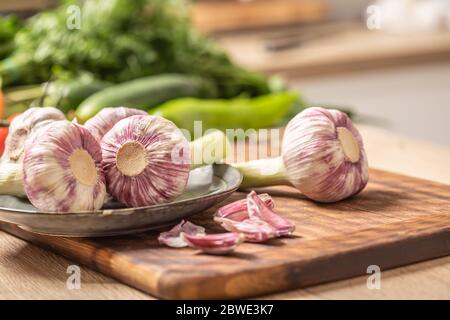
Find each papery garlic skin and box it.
[0,107,66,197]
[216,191,295,242]
[216,193,274,221]
[101,115,191,207]
[216,217,277,243]
[23,120,106,212]
[84,107,147,142]
[283,107,368,202]
[158,220,206,248]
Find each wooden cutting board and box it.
[1,168,449,299]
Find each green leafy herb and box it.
[0,0,271,98]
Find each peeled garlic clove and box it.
[158,220,206,248]
[247,191,295,236]
[180,232,243,255]
[215,217,277,243]
[23,120,106,212]
[282,107,368,202]
[215,193,274,221]
[84,107,147,142]
[101,115,191,207]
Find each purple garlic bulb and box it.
[0,107,66,197]
[101,115,191,207]
[233,107,369,203]
[84,107,147,142]
[23,121,107,212]
[282,107,368,202]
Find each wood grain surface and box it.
[1,168,449,299]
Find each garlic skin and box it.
[282,107,368,202]
[158,220,206,248]
[215,191,295,242]
[216,193,274,221]
[101,115,191,208]
[180,232,243,255]
[0,107,65,197]
[84,107,147,142]
[23,120,106,212]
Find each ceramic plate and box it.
[0,164,242,237]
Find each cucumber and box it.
[43,78,112,113]
[75,74,217,123]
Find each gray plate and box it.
[0,164,242,237]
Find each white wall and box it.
[291,62,450,147]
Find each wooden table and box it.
[0,123,449,300]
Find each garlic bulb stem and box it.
[0,107,66,197]
[232,157,290,188]
[190,130,231,169]
[0,162,25,196]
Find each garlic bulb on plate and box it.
[233,107,369,203]
[101,115,191,207]
[0,107,66,196]
[84,107,147,142]
[23,120,106,212]
[100,112,230,208]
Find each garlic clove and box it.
[101,115,191,208]
[84,107,147,142]
[214,192,294,242]
[215,217,277,243]
[282,107,369,202]
[246,191,295,236]
[23,120,106,213]
[158,220,206,248]
[215,193,274,221]
[180,232,243,255]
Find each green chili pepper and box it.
[151,92,300,134]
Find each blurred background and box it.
[1,0,450,146]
